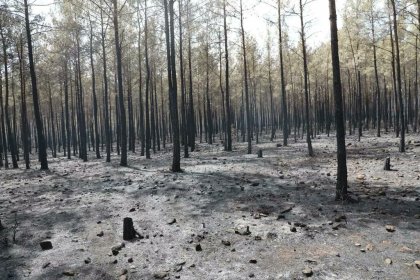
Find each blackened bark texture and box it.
[164,0,181,172]
[223,0,232,151]
[179,0,189,158]
[1,26,18,168]
[240,0,252,155]
[329,0,348,200]
[144,0,151,159]
[299,0,313,157]
[390,0,405,152]
[17,35,30,168]
[113,0,128,166]
[24,0,48,170]
[89,18,101,159]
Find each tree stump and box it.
[258,150,263,158]
[123,217,137,241]
[384,157,391,171]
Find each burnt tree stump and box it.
[384,157,391,171]
[123,217,141,241]
[258,150,263,158]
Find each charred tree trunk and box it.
[299,0,313,157]
[240,0,252,154]
[164,0,181,172]
[89,18,101,159]
[223,0,232,151]
[113,0,128,166]
[329,0,348,200]
[390,0,405,152]
[24,0,48,170]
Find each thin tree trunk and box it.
[329,0,348,200]
[113,0,128,165]
[299,0,313,156]
[390,0,405,152]
[24,0,48,169]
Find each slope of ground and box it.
[0,132,419,280]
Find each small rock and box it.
[62,270,75,276]
[249,259,257,264]
[356,174,365,180]
[385,258,392,265]
[112,243,125,256]
[120,269,128,276]
[332,222,342,230]
[119,275,128,280]
[290,226,297,232]
[129,208,136,212]
[334,214,346,222]
[222,240,231,246]
[254,236,262,241]
[153,271,168,279]
[280,205,294,214]
[302,267,313,277]
[167,218,177,225]
[40,240,53,250]
[251,182,259,187]
[42,262,51,269]
[249,273,255,277]
[355,243,361,247]
[195,244,202,251]
[415,260,420,269]
[84,257,91,264]
[266,232,278,239]
[235,225,251,235]
[385,225,396,232]
[128,257,133,263]
[97,231,104,237]
[366,244,374,251]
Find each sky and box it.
[31,0,344,48]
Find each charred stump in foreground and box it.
[123,217,142,241]
[384,157,391,171]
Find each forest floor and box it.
[0,132,419,280]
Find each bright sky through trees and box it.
[32,0,344,47]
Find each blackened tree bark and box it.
[64,58,71,160]
[299,0,313,157]
[17,35,30,168]
[187,0,195,152]
[48,81,57,158]
[240,0,252,154]
[75,34,87,162]
[144,0,151,159]
[205,40,213,145]
[390,0,405,152]
[329,0,348,200]
[179,0,189,158]
[1,26,18,168]
[89,17,101,159]
[369,4,381,137]
[0,71,8,169]
[113,0,128,166]
[164,0,181,172]
[24,0,48,170]
[136,4,145,157]
[100,2,111,162]
[223,0,232,151]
